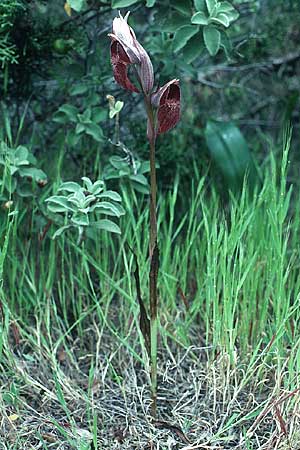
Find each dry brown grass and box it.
[1,320,299,450]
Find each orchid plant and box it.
[109,12,180,418]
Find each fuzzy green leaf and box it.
[91,219,121,234]
[191,11,208,25]
[205,0,216,14]
[194,0,206,12]
[68,0,85,12]
[203,25,220,56]
[173,25,199,53]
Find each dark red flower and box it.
[109,13,154,95]
[151,79,181,134]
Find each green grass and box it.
[0,128,300,448]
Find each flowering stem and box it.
[144,95,159,419]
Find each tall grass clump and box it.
[1,126,299,448]
[2,127,298,360]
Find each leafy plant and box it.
[192,0,239,56]
[53,105,105,146]
[45,177,125,243]
[0,142,47,202]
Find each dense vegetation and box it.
[0,1,300,449]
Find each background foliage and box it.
[1,0,299,197]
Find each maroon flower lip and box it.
[151,79,181,135]
[110,40,140,93]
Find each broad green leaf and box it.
[16,184,33,197]
[224,9,239,22]
[112,0,140,8]
[129,174,148,186]
[91,219,121,234]
[80,108,92,122]
[109,156,127,170]
[194,0,206,12]
[160,14,191,33]
[71,213,89,226]
[81,177,93,191]
[211,13,230,27]
[203,25,220,56]
[182,32,205,63]
[205,120,256,188]
[220,30,232,58]
[92,108,107,123]
[146,0,156,6]
[218,1,238,14]
[66,131,81,147]
[83,123,104,142]
[68,0,85,12]
[18,167,47,182]
[139,161,151,174]
[70,84,89,95]
[216,2,239,22]
[205,0,216,14]
[59,181,81,193]
[170,0,192,16]
[191,11,208,25]
[75,123,85,135]
[46,196,74,213]
[118,167,130,176]
[92,203,125,217]
[56,104,78,121]
[83,194,97,208]
[131,181,149,194]
[99,190,122,202]
[173,25,199,53]
[14,146,29,162]
[4,177,17,194]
